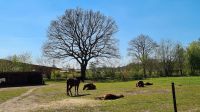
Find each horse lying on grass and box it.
[83,83,96,90]
[136,81,153,87]
[95,94,124,100]
[144,82,153,85]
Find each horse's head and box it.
[83,85,86,90]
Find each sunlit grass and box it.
[33,76,200,112]
[0,88,29,104]
[1,77,200,112]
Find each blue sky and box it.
[0,0,200,65]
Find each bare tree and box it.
[128,34,157,78]
[157,40,176,76]
[174,43,185,76]
[43,8,119,79]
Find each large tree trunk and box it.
[143,64,147,78]
[81,64,87,80]
[179,65,183,76]
[180,69,183,76]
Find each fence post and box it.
[172,82,177,112]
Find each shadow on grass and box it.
[70,93,91,97]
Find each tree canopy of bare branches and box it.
[174,43,185,76]
[43,8,119,79]
[157,40,177,76]
[128,34,157,78]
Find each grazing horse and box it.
[66,77,84,96]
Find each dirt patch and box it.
[182,108,200,112]
[37,98,98,111]
[0,85,98,112]
[0,87,41,112]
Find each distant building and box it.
[0,72,44,87]
[0,59,61,85]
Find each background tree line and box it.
[87,36,200,81]
[0,37,199,81]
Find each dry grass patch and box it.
[37,98,99,110]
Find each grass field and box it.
[0,77,200,112]
[0,87,29,104]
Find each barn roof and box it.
[0,59,61,72]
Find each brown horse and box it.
[136,81,144,87]
[95,94,124,100]
[66,77,84,96]
[83,83,96,90]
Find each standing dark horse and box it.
[66,77,84,96]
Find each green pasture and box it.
[0,87,29,103]
[1,77,200,112]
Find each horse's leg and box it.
[67,82,69,96]
[75,85,77,96]
[69,85,73,96]
[77,84,79,96]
